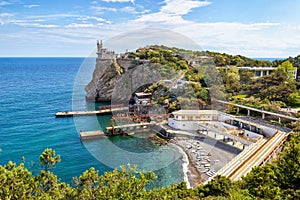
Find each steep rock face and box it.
[85,59,123,102]
[85,58,160,102]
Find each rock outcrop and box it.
[85,57,163,102]
[85,59,122,102]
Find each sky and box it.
[1,0,300,57]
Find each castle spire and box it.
[97,40,103,52]
[96,40,116,60]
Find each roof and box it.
[172,110,219,116]
[135,92,152,97]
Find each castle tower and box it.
[96,40,116,60]
[97,40,103,53]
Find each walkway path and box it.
[216,100,299,122]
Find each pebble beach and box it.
[170,133,242,188]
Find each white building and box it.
[168,110,219,130]
[238,66,297,79]
[238,67,276,78]
[134,92,152,105]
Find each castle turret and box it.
[96,40,117,60]
[97,40,103,52]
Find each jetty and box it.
[105,122,153,131]
[80,130,106,140]
[55,104,128,117]
[79,122,168,140]
[80,129,128,140]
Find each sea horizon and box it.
[0,56,285,62]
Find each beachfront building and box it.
[238,66,297,79]
[134,92,152,105]
[132,92,152,115]
[168,110,219,130]
[238,67,276,78]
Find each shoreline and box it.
[168,133,242,188]
[169,143,191,188]
[169,139,202,188]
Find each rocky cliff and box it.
[85,58,160,102]
[85,59,122,102]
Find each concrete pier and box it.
[80,130,106,140]
[55,107,128,117]
[105,122,153,131]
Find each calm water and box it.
[0,57,183,187]
[252,58,284,61]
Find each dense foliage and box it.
[129,46,299,113]
[221,61,300,112]
[208,51,273,67]
[274,55,300,69]
[1,131,300,199]
[128,46,189,71]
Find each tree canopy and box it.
[1,132,300,199]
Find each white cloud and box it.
[125,0,300,57]
[0,13,51,27]
[135,0,211,24]
[170,22,297,57]
[76,16,111,25]
[1,0,299,57]
[3,19,300,57]
[102,0,135,3]
[24,4,40,8]
[77,16,107,22]
[0,13,14,17]
[161,0,211,15]
[0,12,14,25]
[0,1,10,6]
[66,23,95,28]
[120,6,136,13]
[26,13,78,20]
[14,22,59,28]
[90,5,117,13]
[91,4,149,15]
[119,6,150,14]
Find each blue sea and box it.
[0,57,184,187]
[252,58,284,62]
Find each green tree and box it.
[95,165,156,199]
[0,161,37,199]
[241,132,300,199]
[275,132,300,195]
[251,66,297,105]
[239,70,254,84]
[39,148,61,171]
[223,67,240,94]
[73,167,100,199]
[288,90,300,107]
[3,133,300,200]
[37,148,71,198]
[241,165,282,199]
[276,60,297,82]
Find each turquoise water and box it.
[0,57,183,187]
